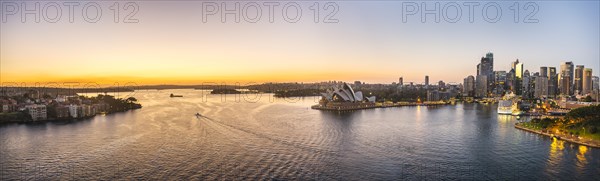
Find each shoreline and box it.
[311,102,450,111]
[514,123,600,149]
[0,108,141,125]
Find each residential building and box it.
[68,104,79,118]
[25,104,47,121]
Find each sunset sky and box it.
[1,1,599,85]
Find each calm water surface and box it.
[1,89,599,180]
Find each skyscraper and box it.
[540,67,548,78]
[559,61,574,95]
[463,75,475,97]
[494,71,507,95]
[476,75,488,98]
[535,76,549,98]
[477,52,494,96]
[593,76,600,91]
[399,77,403,86]
[425,76,429,86]
[522,70,532,98]
[574,65,584,94]
[548,67,558,98]
[513,59,524,78]
[582,68,592,94]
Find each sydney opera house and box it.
[312,83,377,111]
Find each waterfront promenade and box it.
[515,123,600,149]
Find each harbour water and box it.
[1,89,599,180]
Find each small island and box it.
[515,105,600,148]
[210,88,241,94]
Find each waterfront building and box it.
[25,104,47,121]
[427,90,451,102]
[476,75,488,98]
[316,83,377,110]
[463,75,475,97]
[1,99,18,113]
[582,68,593,94]
[55,105,70,119]
[68,105,79,118]
[559,61,575,95]
[476,53,494,96]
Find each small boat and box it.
[170,93,183,97]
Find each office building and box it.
[574,65,584,94]
[463,75,475,97]
[548,67,558,98]
[476,75,488,98]
[559,61,574,95]
[582,68,592,94]
[534,76,548,98]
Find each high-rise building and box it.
[477,53,494,96]
[507,70,516,93]
[559,61,574,95]
[534,76,548,98]
[548,67,558,98]
[399,77,403,86]
[425,76,429,86]
[593,76,600,91]
[574,65,584,94]
[540,67,548,78]
[494,71,507,95]
[522,71,531,98]
[560,76,572,96]
[582,68,592,94]
[513,59,524,78]
[476,75,488,98]
[463,75,475,97]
